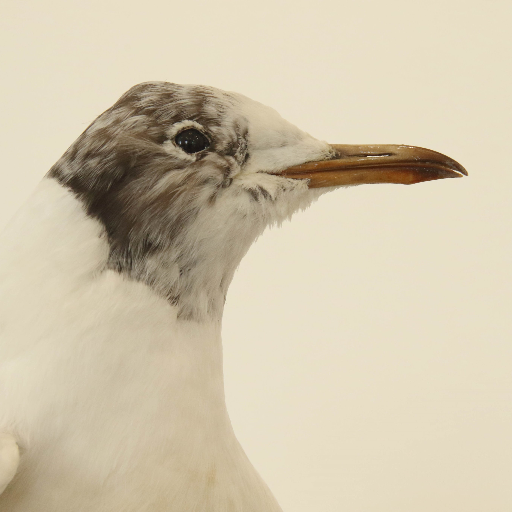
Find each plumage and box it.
[0,82,466,511]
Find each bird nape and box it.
[0,82,466,511]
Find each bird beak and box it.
[278,144,467,188]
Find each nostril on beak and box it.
[352,153,394,158]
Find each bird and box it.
[0,82,466,511]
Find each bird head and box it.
[49,82,466,321]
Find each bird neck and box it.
[0,178,231,418]
[0,178,283,511]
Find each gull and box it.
[0,82,466,511]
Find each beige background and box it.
[1,1,511,510]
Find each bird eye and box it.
[174,128,210,154]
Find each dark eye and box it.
[174,128,210,154]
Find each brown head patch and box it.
[48,82,250,318]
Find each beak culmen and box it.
[279,144,467,187]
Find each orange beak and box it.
[278,144,467,187]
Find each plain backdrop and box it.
[1,1,511,511]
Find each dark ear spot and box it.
[236,130,249,165]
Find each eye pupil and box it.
[174,128,210,154]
